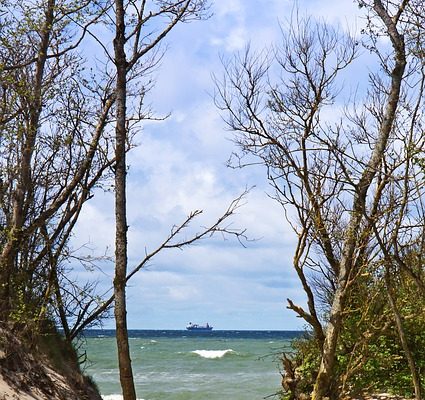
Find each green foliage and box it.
[279,333,321,399]
[281,270,425,398]
[9,283,38,326]
[291,334,321,394]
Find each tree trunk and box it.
[385,270,422,400]
[0,0,55,319]
[311,259,350,400]
[113,1,137,399]
[311,2,406,398]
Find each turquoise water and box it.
[83,330,300,400]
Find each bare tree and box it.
[0,2,246,399]
[69,192,248,339]
[213,1,425,398]
[112,0,136,397]
[97,1,243,398]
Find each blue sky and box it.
[73,0,363,330]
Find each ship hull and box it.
[186,327,213,331]
[186,323,213,331]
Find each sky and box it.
[73,0,364,331]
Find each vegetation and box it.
[281,269,425,399]
[215,0,425,399]
[1,0,425,399]
[0,1,245,398]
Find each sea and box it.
[83,330,302,400]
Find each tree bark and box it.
[385,270,422,400]
[0,0,55,319]
[311,2,406,398]
[113,1,137,399]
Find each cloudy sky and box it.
[73,0,364,330]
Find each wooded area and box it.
[0,1,424,400]
[0,1,245,399]
[215,0,425,399]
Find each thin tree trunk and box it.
[0,0,55,319]
[113,1,137,399]
[311,270,349,400]
[385,270,422,400]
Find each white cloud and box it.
[210,29,248,52]
[209,0,248,52]
[72,196,115,255]
[297,0,363,31]
[123,253,306,330]
[213,0,243,17]
[224,26,248,52]
[71,0,368,331]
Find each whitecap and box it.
[191,349,234,359]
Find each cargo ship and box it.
[186,322,213,331]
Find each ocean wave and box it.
[102,395,145,400]
[191,349,234,359]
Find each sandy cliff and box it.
[0,323,101,400]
